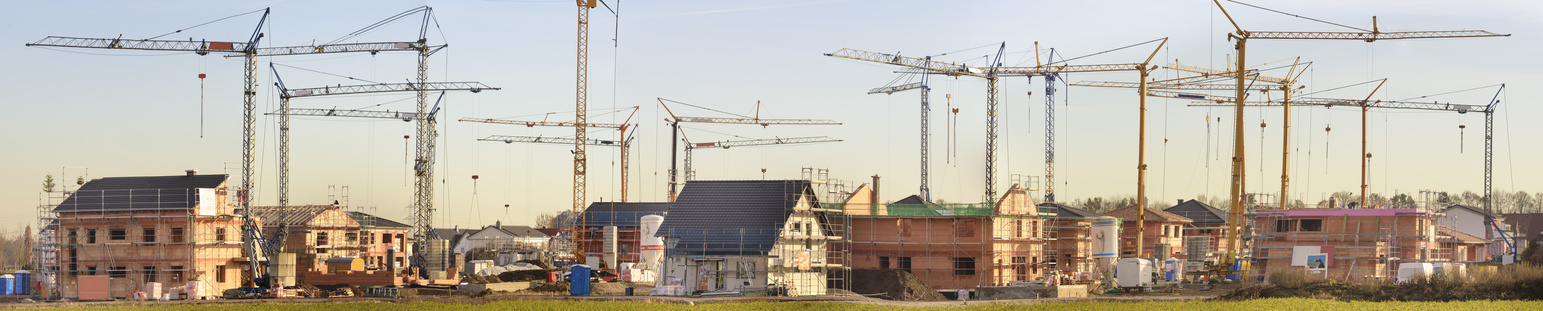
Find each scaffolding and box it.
[39,187,249,300]
[1245,208,1479,282]
[828,202,1053,290]
[656,216,849,295]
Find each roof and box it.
[894,195,930,205]
[535,228,561,237]
[1164,200,1227,224]
[496,225,549,238]
[346,211,412,229]
[1443,204,1499,219]
[1040,202,1101,218]
[656,180,815,256]
[1103,205,1193,223]
[53,174,228,213]
[252,205,345,227]
[1436,225,1488,244]
[432,228,468,240]
[581,202,670,227]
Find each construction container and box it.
[1116,258,1152,289]
[326,257,365,272]
[1091,217,1119,258]
[569,265,592,296]
[1397,263,1434,283]
[12,270,29,295]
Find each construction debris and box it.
[848,269,945,301]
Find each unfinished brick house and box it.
[1435,225,1489,263]
[1104,205,1193,258]
[655,180,837,295]
[578,202,670,267]
[48,173,248,300]
[347,211,412,271]
[1164,199,1232,258]
[1040,202,1097,274]
[1251,208,1444,281]
[252,205,364,273]
[842,185,1046,290]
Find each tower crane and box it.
[275,74,499,272]
[866,80,931,202]
[657,98,840,201]
[1187,85,1513,258]
[684,137,844,181]
[1210,0,1508,255]
[27,6,442,287]
[568,0,604,264]
[460,106,639,201]
[829,39,1167,255]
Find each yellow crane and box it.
[1211,0,1510,256]
[460,106,639,202]
[657,98,840,201]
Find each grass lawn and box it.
[43,298,1543,310]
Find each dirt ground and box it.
[848,269,946,301]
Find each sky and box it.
[2,0,1540,230]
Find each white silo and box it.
[1091,216,1120,258]
[639,215,666,270]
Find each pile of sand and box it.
[849,269,945,301]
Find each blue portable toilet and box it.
[0,274,14,296]
[569,265,592,296]
[13,270,29,295]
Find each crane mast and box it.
[1211,0,1508,257]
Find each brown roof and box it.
[1436,225,1487,244]
[1103,205,1193,223]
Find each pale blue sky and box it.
[3,0,1539,229]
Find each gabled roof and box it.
[253,205,347,227]
[1443,204,1499,219]
[1040,202,1101,218]
[535,228,562,237]
[581,202,670,227]
[53,174,228,213]
[657,180,815,256]
[894,195,930,205]
[1103,205,1193,223]
[1165,199,1227,224]
[432,228,468,240]
[1436,225,1488,244]
[346,211,412,229]
[497,225,549,238]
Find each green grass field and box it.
[44,299,1543,311]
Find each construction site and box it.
[7,0,1543,307]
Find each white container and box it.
[1116,258,1153,288]
[639,215,666,270]
[1397,263,1434,283]
[1091,217,1120,258]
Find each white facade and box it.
[1439,206,1509,259]
[659,193,829,296]
[454,227,548,253]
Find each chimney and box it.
[871,175,881,215]
[1177,199,1184,205]
[185,169,197,176]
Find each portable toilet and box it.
[1164,257,1180,281]
[13,270,29,295]
[569,265,592,296]
[0,274,14,295]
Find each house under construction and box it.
[42,172,248,300]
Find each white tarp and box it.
[196,188,217,216]
[1291,246,1320,266]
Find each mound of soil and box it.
[849,269,945,301]
[462,274,502,284]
